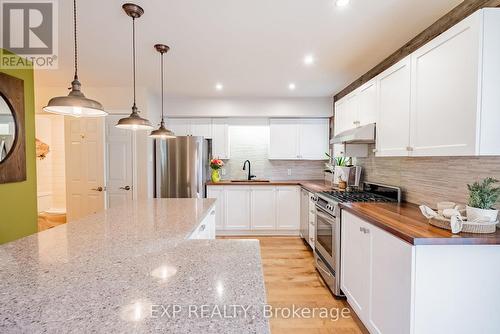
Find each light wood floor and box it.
[221,236,367,334]
[37,213,66,232]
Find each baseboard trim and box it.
[216,230,300,236]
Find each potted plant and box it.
[466,177,500,223]
[210,158,224,182]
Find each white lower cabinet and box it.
[341,210,413,334]
[207,185,300,234]
[225,186,251,230]
[251,186,277,230]
[276,186,300,230]
[189,207,216,240]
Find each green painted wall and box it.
[0,50,37,244]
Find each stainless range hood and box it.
[331,123,376,144]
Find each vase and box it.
[211,169,221,183]
[466,205,499,223]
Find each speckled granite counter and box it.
[0,199,269,333]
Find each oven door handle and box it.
[316,256,333,277]
[315,208,335,223]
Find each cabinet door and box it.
[225,186,250,229]
[334,99,352,136]
[376,57,411,157]
[357,80,377,126]
[410,14,480,156]
[369,225,413,334]
[276,186,300,230]
[341,211,371,320]
[299,189,309,239]
[212,118,229,159]
[251,186,276,230]
[269,119,299,159]
[167,118,190,136]
[298,119,329,160]
[190,118,213,138]
[207,186,225,230]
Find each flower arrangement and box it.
[210,158,224,182]
[210,158,224,170]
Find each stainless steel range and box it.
[314,182,401,297]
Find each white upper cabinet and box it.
[376,57,412,157]
[190,118,212,138]
[337,9,500,157]
[298,119,329,160]
[212,118,230,159]
[357,80,378,126]
[269,119,299,159]
[410,12,480,156]
[269,118,329,160]
[166,118,212,138]
[334,98,352,135]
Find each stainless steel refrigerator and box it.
[154,136,211,198]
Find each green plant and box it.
[467,178,500,209]
[334,157,352,167]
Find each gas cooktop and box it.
[318,182,401,204]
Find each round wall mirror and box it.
[0,94,16,163]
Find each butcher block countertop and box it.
[207,180,333,193]
[340,202,500,246]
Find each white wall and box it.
[162,97,333,118]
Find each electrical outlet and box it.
[287,168,292,176]
[221,168,226,176]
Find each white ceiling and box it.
[34,0,462,98]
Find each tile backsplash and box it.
[220,119,325,181]
[356,145,500,207]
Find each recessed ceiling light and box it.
[288,83,296,91]
[335,0,350,7]
[215,83,223,91]
[303,54,315,66]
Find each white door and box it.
[105,115,133,209]
[65,117,105,222]
[269,119,299,159]
[357,80,377,126]
[276,186,300,230]
[298,118,329,160]
[376,57,412,157]
[212,118,229,159]
[250,186,276,230]
[225,186,250,229]
[341,211,371,319]
[410,14,480,156]
[207,186,225,230]
[190,118,212,138]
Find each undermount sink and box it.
[230,179,270,183]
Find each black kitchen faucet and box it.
[243,160,256,181]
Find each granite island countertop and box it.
[0,199,270,333]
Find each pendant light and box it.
[116,3,153,130]
[43,0,106,117]
[149,44,175,139]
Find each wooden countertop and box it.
[207,180,333,193]
[340,202,500,245]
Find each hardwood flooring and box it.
[220,236,367,334]
[37,212,66,232]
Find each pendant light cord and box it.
[73,0,78,80]
[160,50,164,122]
[132,17,137,108]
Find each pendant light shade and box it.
[43,0,106,117]
[116,3,153,131]
[150,44,175,139]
